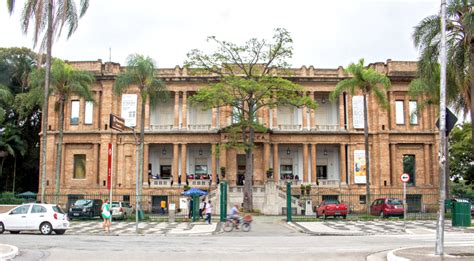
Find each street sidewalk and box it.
[388,246,474,261]
[0,244,18,260]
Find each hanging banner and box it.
[121,94,137,127]
[352,96,364,129]
[354,150,366,184]
[107,143,113,190]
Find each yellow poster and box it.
[354,150,366,184]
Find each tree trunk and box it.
[363,94,371,216]
[40,0,53,203]
[0,157,4,190]
[243,126,255,212]
[54,99,65,203]
[139,92,146,201]
[12,158,16,194]
[470,38,474,151]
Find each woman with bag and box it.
[101,199,111,232]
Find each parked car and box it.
[471,201,474,216]
[316,199,348,219]
[370,198,404,218]
[111,201,133,220]
[0,203,69,235]
[68,199,103,220]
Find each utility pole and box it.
[436,0,447,256]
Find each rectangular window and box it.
[232,103,241,124]
[409,101,418,125]
[84,101,93,124]
[71,100,80,125]
[395,100,404,124]
[73,154,86,179]
[403,155,415,186]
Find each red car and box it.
[370,198,404,218]
[316,199,348,219]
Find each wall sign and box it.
[121,94,137,127]
[354,150,366,184]
[352,96,364,129]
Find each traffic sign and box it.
[400,173,410,183]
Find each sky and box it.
[0,0,439,69]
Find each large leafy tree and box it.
[330,59,391,215]
[412,0,474,145]
[0,47,39,193]
[186,28,317,211]
[8,0,90,201]
[113,54,167,202]
[28,59,94,199]
[449,123,474,186]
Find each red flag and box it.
[107,143,112,190]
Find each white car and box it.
[111,201,133,220]
[0,203,69,235]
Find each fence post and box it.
[220,182,228,222]
[286,182,292,222]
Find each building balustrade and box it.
[149,179,172,187]
[187,124,212,131]
[318,179,340,187]
[313,124,342,131]
[149,124,173,131]
[190,180,211,187]
[278,124,302,131]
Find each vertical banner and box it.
[107,143,113,190]
[352,96,364,129]
[121,94,137,127]
[354,150,366,184]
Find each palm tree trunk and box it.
[12,158,16,194]
[470,38,474,151]
[139,93,145,203]
[40,0,53,203]
[0,157,4,190]
[55,99,65,203]
[363,94,371,216]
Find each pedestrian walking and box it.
[160,200,166,215]
[101,199,111,233]
[199,198,206,219]
[205,200,212,224]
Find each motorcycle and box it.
[223,214,252,232]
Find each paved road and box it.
[1,218,473,261]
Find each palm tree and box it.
[412,0,474,145]
[0,84,14,124]
[330,59,391,215]
[7,0,90,201]
[113,54,167,200]
[0,123,27,192]
[29,59,94,200]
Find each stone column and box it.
[220,144,227,178]
[390,143,396,187]
[172,143,179,184]
[212,108,217,129]
[347,94,353,131]
[182,91,187,129]
[181,143,187,181]
[302,105,307,130]
[311,144,317,185]
[144,96,150,130]
[310,92,315,129]
[424,144,431,186]
[340,144,346,184]
[263,143,270,182]
[211,144,217,185]
[273,143,279,182]
[303,143,308,182]
[339,94,345,129]
[173,91,180,129]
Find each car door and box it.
[4,204,31,230]
[370,200,377,215]
[28,204,48,230]
[318,201,325,216]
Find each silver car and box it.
[111,201,133,220]
[0,204,69,235]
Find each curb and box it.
[0,244,19,260]
[387,248,412,261]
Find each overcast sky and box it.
[1,0,438,69]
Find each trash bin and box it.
[452,199,471,227]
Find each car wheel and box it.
[10,231,20,234]
[54,229,66,235]
[40,222,53,235]
[0,222,4,234]
[323,212,327,219]
[379,211,385,218]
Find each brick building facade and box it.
[40,59,439,212]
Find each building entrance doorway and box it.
[237,155,246,186]
[152,195,168,214]
[160,165,171,179]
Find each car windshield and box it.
[53,205,66,214]
[111,202,120,207]
[387,199,403,205]
[74,199,92,206]
[325,200,340,205]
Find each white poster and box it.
[354,150,366,184]
[179,197,188,210]
[352,96,364,129]
[121,94,137,127]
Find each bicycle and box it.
[223,215,252,232]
